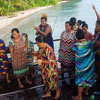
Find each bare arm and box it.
[93,5,100,20]
[94,41,100,50]
[0,50,5,53]
[34,25,52,36]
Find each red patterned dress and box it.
[58,30,76,69]
[38,46,58,93]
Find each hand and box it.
[34,26,39,31]
[38,59,42,65]
[92,5,96,10]
[32,51,37,55]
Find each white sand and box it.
[0,1,68,37]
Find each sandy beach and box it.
[0,0,67,38]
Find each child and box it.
[72,29,96,100]
[22,33,34,78]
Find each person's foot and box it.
[42,93,51,98]
[7,79,11,84]
[72,96,82,100]
[83,90,89,95]
[19,84,24,89]
[55,89,61,99]
[26,80,32,85]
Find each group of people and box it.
[0,5,100,100]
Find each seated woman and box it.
[72,29,96,100]
[34,13,54,49]
[9,28,32,88]
[0,39,11,83]
[32,36,60,99]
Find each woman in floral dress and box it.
[9,28,32,88]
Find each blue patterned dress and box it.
[72,40,96,87]
[0,39,9,74]
[27,40,34,66]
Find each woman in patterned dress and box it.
[58,21,76,78]
[22,33,34,78]
[0,39,11,83]
[32,36,60,99]
[9,28,32,88]
[94,20,100,83]
[72,29,96,100]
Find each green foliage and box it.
[0,0,61,16]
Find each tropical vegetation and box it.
[0,0,61,16]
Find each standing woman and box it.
[58,21,76,78]
[72,29,96,100]
[9,28,32,88]
[34,13,54,49]
[0,39,11,83]
[94,20,100,83]
[33,36,60,99]
[22,33,34,78]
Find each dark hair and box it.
[35,36,45,43]
[76,29,84,40]
[11,35,13,39]
[77,20,82,25]
[22,33,28,42]
[96,20,100,25]
[41,17,47,21]
[82,23,88,29]
[65,21,72,26]
[11,28,19,33]
[70,17,76,26]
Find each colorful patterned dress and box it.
[0,39,9,74]
[9,38,29,78]
[58,30,76,68]
[38,46,58,93]
[72,40,96,87]
[27,40,34,66]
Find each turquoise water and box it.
[2,0,100,58]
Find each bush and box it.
[0,0,61,16]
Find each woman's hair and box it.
[96,20,100,25]
[65,21,72,26]
[35,36,45,43]
[77,20,82,25]
[22,33,28,41]
[41,13,48,21]
[11,28,19,33]
[76,29,84,40]
[82,23,88,29]
[11,28,19,39]
[70,17,76,26]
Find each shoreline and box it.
[0,0,68,38]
